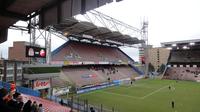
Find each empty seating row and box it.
[60,65,138,88]
[52,41,131,62]
[163,67,200,81]
[169,50,200,63]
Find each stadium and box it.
[0,0,200,112]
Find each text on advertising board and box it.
[33,79,50,90]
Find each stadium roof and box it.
[161,39,200,47]
[0,0,115,43]
[0,0,55,28]
[53,17,144,45]
[0,0,56,42]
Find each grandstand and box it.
[52,40,142,91]
[61,64,138,88]
[52,41,132,63]
[0,0,147,112]
[22,94,71,112]
[162,39,200,82]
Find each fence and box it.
[47,82,121,112]
[0,81,40,97]
[47,95,119,112]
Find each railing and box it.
[47,95,119,112]
[0,81,40,97]
[129,64,144,75]
[46,82,121,112]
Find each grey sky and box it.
[97,0,200,45]
[1,0,200,61]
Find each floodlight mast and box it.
[28,16,52,64]
[29,17,37,64]
[141,20,149,76]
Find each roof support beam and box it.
[0,0,16,10]
[0,0,28,20]
[94,31,112,37]
[101,35,122,40]
[0,10,28,21]
[78,27,97,34]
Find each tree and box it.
[157,64,166,74]
[148,63,155,72]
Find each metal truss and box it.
[28,16,55,64]
[74,10,142,40]
[8,16,56,64]
[9,10,148,65]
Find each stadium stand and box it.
[169,49,200,63]
[51,40,142,89]
[0,87,71,112]
[22,94,71,112]
[62,66,106,87]
[163,45,200,82]
[164,67,200,81]
[52,41,132,63]
[51,77,69,88]
[61,65,138,88]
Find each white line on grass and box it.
[78,83,174,101]
[141,83,173,99]
[100,90,142,99]
[77,90,99,97]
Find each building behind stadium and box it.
[139,46,170,71]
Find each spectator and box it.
[16,93,24,112]
[0,88,16,112]
[31,101,38,112]
[90,107,95,112]
[38,103,44,112]
[23,100,32,112]
[18,102,24,112]
[108,77,111,82]
[7,92,24,112]
[60,99,64,106]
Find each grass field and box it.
[75,79,200,112]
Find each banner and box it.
[53,87,69,96]
[33,79,50,90]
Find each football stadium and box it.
[0,0,200,112]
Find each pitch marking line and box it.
[77,90,99,97]
[100,90,142,99]
[141,83,174,99]
[78,83,174,100]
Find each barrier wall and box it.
[77,81,120,94]
[0,81,40,97]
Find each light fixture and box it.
[183,46,187,49]
[172,44,176,47]
[189,42,195,46]
[63,32,69,36]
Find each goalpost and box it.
[119,78,132,86]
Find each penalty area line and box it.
[100,90,142,100]
[141,83,174,99]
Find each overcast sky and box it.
[1,0,200,61]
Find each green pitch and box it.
[76,79,200,112]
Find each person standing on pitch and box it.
[169,86,171,90]
[171,101,175,109]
